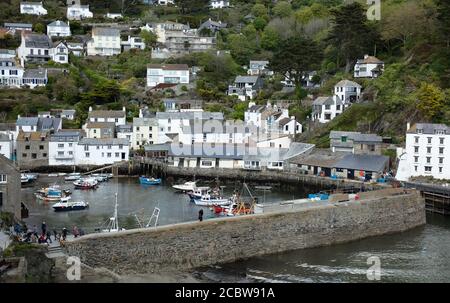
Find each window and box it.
[414,166,418,172]
[440,137,445,145]
[115,118,118,123]
[58,143,64,148]
[136,127,140,131]
[368,144,375,152]
[439,157,444,164]
[96,146,100,150]
[415,136,419,143]
[337,105,341,110]
[107,153,112,157]
[325,105,331,110]
[427,147,432,154]
[93,129,97,133]
[270,142,275,147]
[414,146,419,153]
[59,56,65,61]
[84,145,89,151]
[119,144,123,149]
[31,153,37,159]
[69,143,72,147]
[424,166,432,172]
[285,125,289,131]
[85,152,90,158]
[201,160,212,166]
[149,134,152,138]
[439,147,444,154]
[39,145,44,150]
[426,157,431,163]
[68,151,73,155]
[149,126,152,131]
[427,137,432,144]
[22,153,27,158]
[115,152,119,157]
[136,141,140,146]
[25,145,30,150]
[341,136,347,143]
[58,151,64,156]
[0,174,6,183]
[107,145,112,149]
[439,167,443,173]
[414,156,419,163]
[42,153,47,157]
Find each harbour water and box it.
[21,176,314,232]
[21,176,450,283]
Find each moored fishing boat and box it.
[73,178,98,189]
[172,181,197,192]
[187,186,210,200]
[53,201,89,212]
[35,186,72,202]
[139,176,162,185]
[193,194,231,207]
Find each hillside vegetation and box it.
[0,0,448,145]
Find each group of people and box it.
[9,221,85,244]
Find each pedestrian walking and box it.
[198,209,204,222]
[46,231,52,244]
[41,221,47,236]
[62,227,68,241]
[73,226,79,238]
[53,229,58,241]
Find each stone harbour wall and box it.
[63,190,425,274]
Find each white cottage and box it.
[0,58,24,88]
[20,1,47,15]
[312,96,344,123]
[87,27,121,56]
[75,138,129,166]
[334,79,362,105]
[47,20,71,37]
[67,4,93,20]
[147,64,189,88]
[354,55,384,78]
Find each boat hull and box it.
[53,202,89,212]
[139,177,162,185]
[193,198,231,207]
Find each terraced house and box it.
[16,131,50,169]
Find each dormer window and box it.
[341,136,347,143]
[417,129,423,134]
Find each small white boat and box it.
[194,194,231,207]
[73,178,98,189]
[48,173,58,177]
[172,181,197,192]
[65,173,81,181]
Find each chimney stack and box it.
[407,122,411,131]
[88,106,92,112]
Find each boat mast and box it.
[114,193,118,231]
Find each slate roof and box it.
[407,123,450,135]
[78,138,129,145]
[48,20,69,27]
[4,23,33,29]
[147,64,189,70]
[133,117,158,127]
[156,112,224,120]
[38,117,61,130]
[334,79,361,88]
[88,110,125,119]
[313,96,334,106]
[235,75,259,83]
[91,27,120,37]
[16,117,39,126]
[329,131,382,143]
[23,68,47,79]
[357,55,383,64]
[50,131,81,142]
[23,33,52,48]
[86,122,116,129]
[289,149,347,168]
[334,154,389,172]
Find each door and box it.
[313,166,318,175]
[324,168,331,177]
[347,169,355,179]
[121,153,126,160]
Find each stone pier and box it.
[63,188,426,275]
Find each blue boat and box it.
[308,192,329,200]
[139,176,162,185]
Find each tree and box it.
[261,26,281,50]
[228,34,255,65]
[174,0,209,14]
[252,3,267,17]
[272,1,292,18]
[34,23,45,34]
[416,82,446,120]
[327,2,379,72]
[381,1,433,50]
[140,29,157,49]
[253,17,267,31]
[435,0,450,47]
[269,36,323,88]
